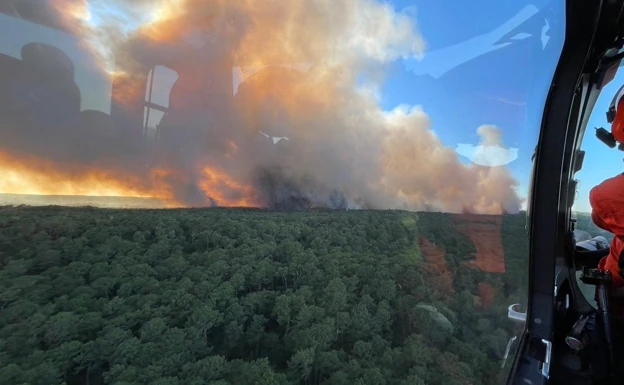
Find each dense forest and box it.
[0,206,601,385]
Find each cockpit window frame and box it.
[508,0,624,383]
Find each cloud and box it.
[456,144,519,167]
[455,125,519,167]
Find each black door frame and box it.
[507,0,624,383]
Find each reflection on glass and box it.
[0,1,564,384]
[144,65,178,138]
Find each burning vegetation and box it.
[0,0,522,213]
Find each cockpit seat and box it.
[18,42,81,128]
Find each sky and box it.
[574,75,624,213]
[383,0,623,213]
[1,0,618,213]
[382,0,565,208]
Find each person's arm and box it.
[575,247,610,269]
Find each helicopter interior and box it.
[506,0,624,384]
[2,1,624,384]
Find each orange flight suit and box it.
[590,173,624,288]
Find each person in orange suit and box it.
[590,174,624,290]
[589,84,624,318]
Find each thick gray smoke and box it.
[0,0,522,214]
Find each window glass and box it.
[0,1,565,384]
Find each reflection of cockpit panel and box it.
[0,1,75,35]
[0,11,130,161]
[18,43,80,123]
[0,5,305,158]
[0,11,111,114]
[143,65,178,139]
[0,41,81,138]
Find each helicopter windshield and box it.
[0,1,570,384]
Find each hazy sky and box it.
[2,0,618,212]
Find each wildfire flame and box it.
[0,151,167,198]
[199,167,261,207]
[0,151,259,208]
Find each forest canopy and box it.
[0,206,592,385]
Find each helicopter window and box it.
[143,65,178,139]
[0,1,568,384]
[572,69,624,308]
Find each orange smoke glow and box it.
[142,1,208,43]
[111,73,148,112]
[225,140,239,159]
[0,152,169,199]
[0,151,259,208]
[50,0,92,30]
[199,166,261,207]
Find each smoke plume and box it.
[0,0,522,214]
